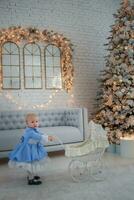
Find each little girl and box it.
[8,113,55,185]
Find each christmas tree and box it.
[94,0,134,144]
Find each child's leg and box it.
[33,166,41,180]
[27,166,42,185]
[27,170,34,180]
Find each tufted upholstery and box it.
[64,110,80,127]
[0,112,26,130]
[0,109,83,130]
[0,108,88,158]
[38,110,65,127]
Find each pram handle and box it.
[50,135,65,150]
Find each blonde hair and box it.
[25,113,38,123]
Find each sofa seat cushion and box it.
[40,126,83,146]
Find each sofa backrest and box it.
[0,108,84,134]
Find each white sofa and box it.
[0,108,88,158]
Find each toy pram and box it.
[64,121,109,182]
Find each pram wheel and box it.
[89,159,106,181]
[86,147,107,181]
[68,159,88,182]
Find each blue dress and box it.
[8,128,48,172]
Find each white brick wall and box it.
[0,0,121,117]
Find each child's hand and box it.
[48,136,55,141]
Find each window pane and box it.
[53,46,60,56]
[46,78,53,88]
[53,57,60,66]
[10,43,19,54]
[46,57,53,66]
[33,67,41,77]
[2,55,10,65]
[11,55,19,65]
[3,78,11,88]
[34,78,42,88]
[46,67,53,77]
[33,56,40,65]
[12,78,20,88]
[2,66,11,76]
[25,78,33,88]
[2,43,10,54]
[54,68,61,76]
[25,66,32,76]
[24,55,32,65]
[45,46,52,56]
[33,45,40,55]
[11,66,20,77]
[24,45,33,55]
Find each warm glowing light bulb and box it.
[18,106,22,110]
[71,94,74,98]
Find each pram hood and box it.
[88,120,108,141]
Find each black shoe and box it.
[34,176,40,180]
[28,178,42,185]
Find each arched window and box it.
[1,42,20,89]
[45,44,62,89]
[23,43,42,89]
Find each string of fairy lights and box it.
[0,89,75,110]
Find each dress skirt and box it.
[8,142,48,173]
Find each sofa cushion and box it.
[40,126,83,146]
